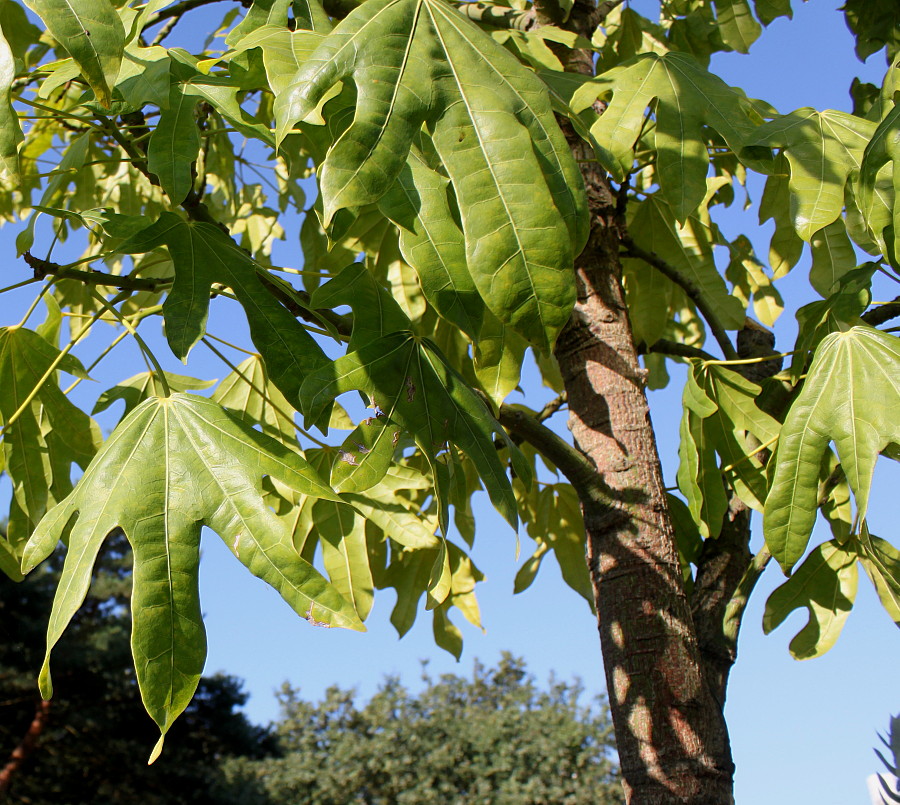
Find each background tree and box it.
[0,530,274,804]
[0,0,898,803]
[220,655,622,805]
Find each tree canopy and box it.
[0,0,898,800]
[221,655,622,805]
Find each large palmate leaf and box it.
[763,539,858,659]
[276,0,587,349]
[117,212,329,414]
[22,393,361,759]
[300,267,529,532]
[746,108,875,242]
[572,51,767,222]
[23,0,125,107]
[0,326,100,550]
[765,325,900,571]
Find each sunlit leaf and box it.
[22,393,361,757]
[765,326,900,571]
[276,0,587,349]
[24,0,125,107]
[763,539,858,659]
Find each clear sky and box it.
[1,2,898,804]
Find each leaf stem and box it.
[15,283,53,329]
[88,289,171,397]
[204,332,259,356]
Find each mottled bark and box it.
[0,699,51,795]
[544,2,737,800]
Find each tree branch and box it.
[24,253,168,292]
[144,0,237,28]
[640,338,718,363]
[498,404,609,513]
[537,392,567,422]
[862,295,900,327]
[621,235,739,361]
[0,699,51,794]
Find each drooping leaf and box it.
[377,149,485,342]
[23,0,125,107]
[626,196,746,336]
[746,108,874,242]
[331,415,401,494]
[276,0,587,349]
[808,218,857,297]
[313,497,374,621]
[859,531,900,625]
[117,212,330,416]
[758,153,804,278]
[573,51,768,222]
[22,393,361,758]
[764,325,900,571]
[147,86,200,205]
[0,326,100,547]
[763,539,858,659]
[858,102,900,262]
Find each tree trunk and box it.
[545,5,737,796]
[553,165,736,803]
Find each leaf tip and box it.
[148,734,166,765]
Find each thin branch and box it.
[498,404,609,512]
[144,0,236,28]
[537,392,567,422]
[642,338,717,363]
[621,235,739,361]
[24,252,168,292]
[862,295,900,327]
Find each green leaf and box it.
[714,0,761,53]
[377,149,485,342]
[472,313,527,409]
[331,415,401,494]
[22,394,361,754]
[147,86,200,204]
[313,498,374,621]
[765,326,900,571]
[0,22,21,187]
[343,490,439,550]
[23,0,125,107]
[859,531,900,625]
[758,153,804,279]
[211,354,296,446]
[277,0,587,350]
[382,545,434,637]
[574,51,767,222]
[808,218,856,297]
[300,331,527,533]
[746,108,874,242]
[114,43,171,109]
[94,371,216,420]
[763,539,858,659]
[858,103,900,262]
[118,213,329,415]
[626,196,746,335]
[0,327,100,548]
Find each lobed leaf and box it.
[22,394,361,756]
[763,539,858,659]
[118,212,330,416]
[764,325,900,571]
[574,51,768,222]
[276,0,587,349]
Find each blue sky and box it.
[1,2,898,803]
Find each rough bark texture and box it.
[547,2,737,800]
[0,699,51,794]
